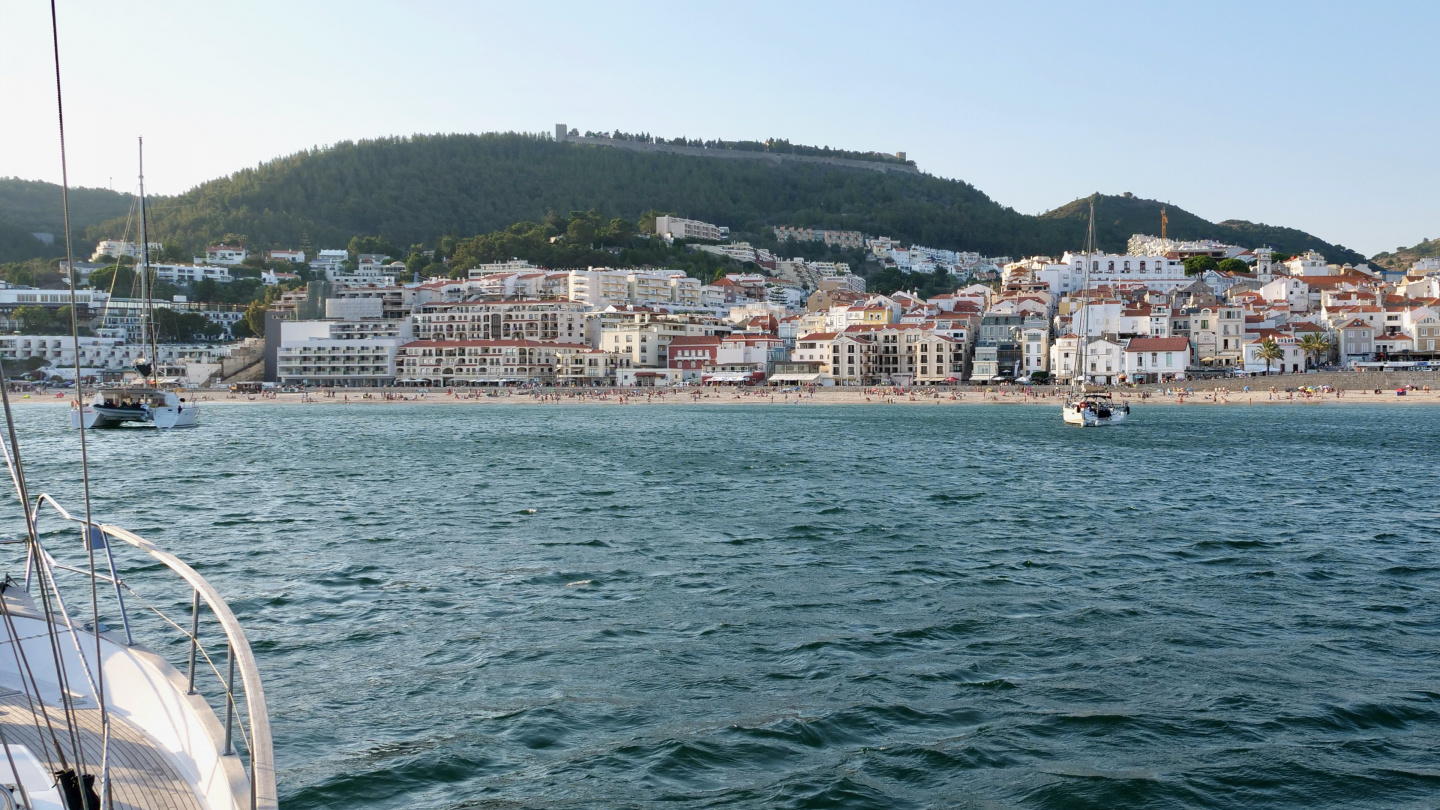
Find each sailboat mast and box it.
[137,137,158,386]
[1074,201,1095,388]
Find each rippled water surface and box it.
[7,401,1439,809]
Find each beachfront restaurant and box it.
[766,361,834,386]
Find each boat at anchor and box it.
[1062,201,1132,427]
[71,384,200,429]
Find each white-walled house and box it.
[1078,337,1125,385]
[1123,336,1191,382]
[1241,332,1305,374]
[199,244,248,266]
[1260,276,1311,312]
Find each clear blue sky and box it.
[4,0,1436,256]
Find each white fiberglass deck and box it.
[0,687,204,810]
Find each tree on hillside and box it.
[15,305,62,334]
[348,235,399,260]
[1183,255,1219,276]
[87,263,136,293]
[71,134,1369,267]
[153,309,223,342]
[191,277,220,303]
[1216,258,1249,274]
[242,300,268,337]
[637,210,669,236]
[565,218,596,246]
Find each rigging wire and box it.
[47,0,108,805]
[0,576,71,771]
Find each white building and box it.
[1259,276,1311,312]
[1127,234,1243,258]
[413,299,592,344]
[261,269,301,286]
[200,245,248,266]
[1122,336,1191,382]
[0,288,105,310]
[90,240,159,262]
[276,319,413,385]
[395,340,560,385]
[0,334,224,380]
[267,249,306,264]
[468,259,541,278]
[1242,332,1305,375]
[655,216,722,242]
[1284,251,1329,277]
[561,269,703,309]
[312,249,348,276]
[330,263,399,286]
[1035,253,1190,295]
[773,227,865,250]
[1075,337,1125,385]
[152,263,234,284]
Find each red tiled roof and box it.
[1125,337,1189,352]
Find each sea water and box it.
[8,402,1439,809]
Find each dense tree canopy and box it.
[58,134,1363,266]
[1183,255,1220,276]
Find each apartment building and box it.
[667,335,723,378]
[276,319,413,386]
[91,240,160,262]
[655,216,722,241]
[913,334,968,384]
[152,263,234,284]
[553,345,632,385]
[600,317,726,367]
[414,299,591,344]
[395,339,558,385]
[1190,305,1246,366]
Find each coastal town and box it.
[5,215,1440,393]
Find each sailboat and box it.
[71,140,200,429]
[17,12,272,807]
[1062,201,1130,426]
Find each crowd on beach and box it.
[196,380,1440,407]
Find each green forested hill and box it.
[1371,237,1439,270]
[1041,194,1366,265]
[0,178,135,262]
[2,133,1362,264]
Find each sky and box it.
[4,0,1437,256]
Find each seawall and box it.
[1134,370,1440,391]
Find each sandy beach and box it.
[18,385,1440,408]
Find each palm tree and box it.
[1257,337,1285,375]
[1298,332,1332,370]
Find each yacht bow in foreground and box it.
[0,495,275,810]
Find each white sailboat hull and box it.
[152,404,200,428]
[70,402,200,429]
[1063,400,1129,427]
